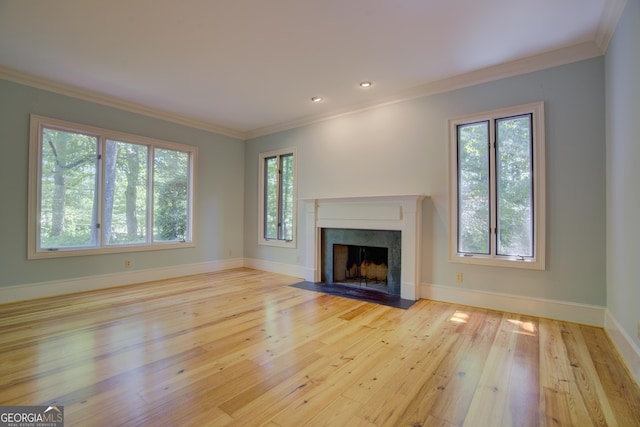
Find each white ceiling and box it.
[0,0,625,139]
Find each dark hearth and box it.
[290,281,416,309]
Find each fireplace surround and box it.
[302,195,425,300]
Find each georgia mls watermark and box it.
[0,406,63,427]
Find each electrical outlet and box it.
[637,320,640,340]
[125,260,132,268]
[456,272,463,283]
[296,256,300,263]
[228,249,233,257]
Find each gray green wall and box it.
[606,0,640,348]
[245,57,607,306]
[1,52,612,311]
[0,79,245,288]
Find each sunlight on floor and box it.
[507,319,538,336]
[450,310,469,324]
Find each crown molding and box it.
[595,0,628,52]
[1,35,610,142]
[0,65,247,140]
[245,41,603,139]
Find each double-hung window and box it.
[449,102,545,269]
[258,148,296,247]
[28,115,196,258]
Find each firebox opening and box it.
[333,244,388,292]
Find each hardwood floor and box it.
[0,268,638,426]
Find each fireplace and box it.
[333,244,388,289]
[303,194,425,300]
[321,228,401,295]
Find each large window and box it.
[258,148,296,247]
[449,102,545,269]
[28,115,196,258]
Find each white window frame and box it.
[28,115,197,259]
[258,147,297,248]
[449,102,546,270]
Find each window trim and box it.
[258,147,297,248]
[28,115,197,259]
[448,102,545,270]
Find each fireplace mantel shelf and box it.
[298,194,427,202]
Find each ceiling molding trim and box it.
[1,36,606,143]
[0,65,247,140]
[246,41,603,139]
[595,0,628,53]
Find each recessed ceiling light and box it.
[311,96,323,102]
[359,81,372,88]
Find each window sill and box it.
[449,254,545,270]
[258,239,296,249]
[28,241,195,259]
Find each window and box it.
[258,148,296,247]
[449,102,545,269]
[28,115,196,258]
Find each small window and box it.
[28,115,196,258]
[258,148,296,247]
[449,102,545,269]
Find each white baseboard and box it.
[420,283,605,327]
[604,309,640,385]
[243,258,308,280]
[0,258,244,304]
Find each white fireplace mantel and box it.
[302,194,426,301]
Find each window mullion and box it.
[276,155,284,240]
[489,119,497,257]
[147,146,156,245]
[186,152,193,242]
[262,157,268,239]
[147,146,154,244]
[96,137,105,248]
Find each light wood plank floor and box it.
[0,268,638,426]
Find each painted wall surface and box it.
[0,79,245,289]
[245,58,606,306]
[606,0,640,347]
